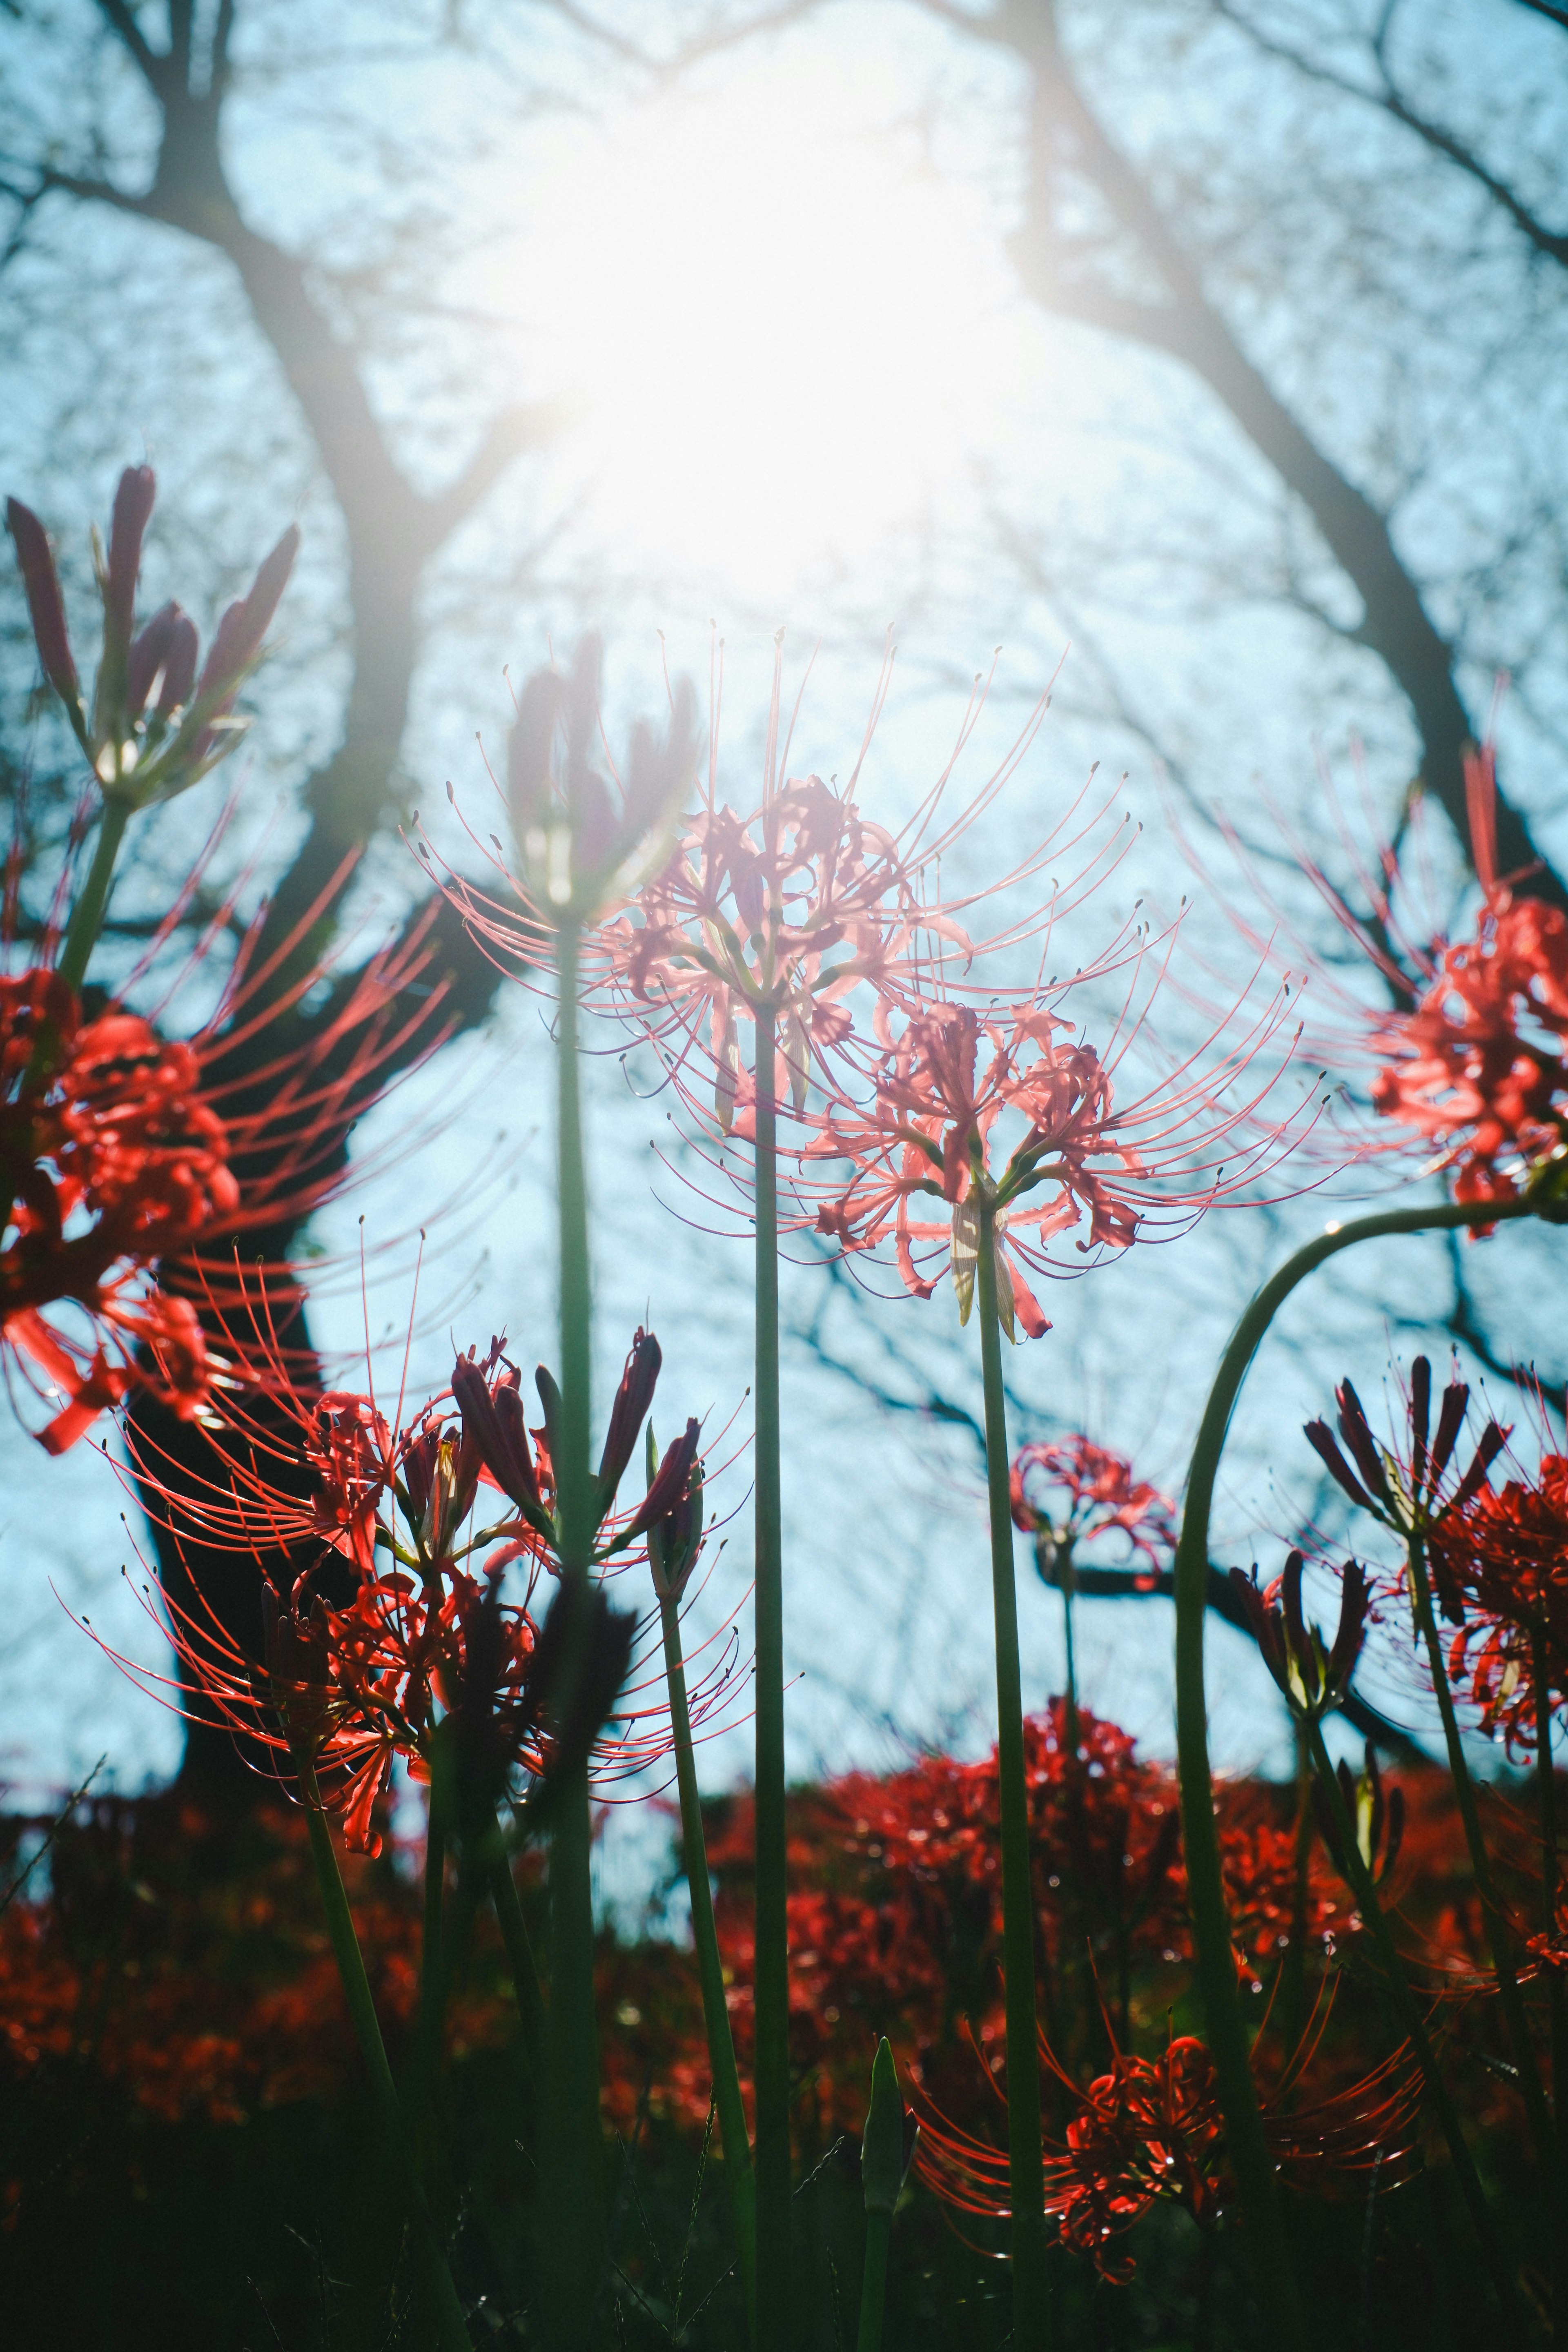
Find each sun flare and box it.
[505,64,1015,595]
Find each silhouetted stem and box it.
[1405,1533,1556,2174]
[753,1000,791,2352]
[58,797,130,996]
[1307,1721,1521,2320]
[659,1589,757,2332]
[486,1838,545,2082]
[296,1764,472,2351]
[1173,1197,1534,2352]
[975,1199,1051,2343]
[546,913,606,2346]
[1532,1628,1566,2329]
[855,2208,891,2352]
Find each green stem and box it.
[752,999,791,2352]
[487,1838,546,2081]
[1532,1628,1566,2332]
[1307,1721,1521,2321]
[58,797,131,997]
[975,1199,1050,2343]
[660,1590,757,2333]
[1173,1196,1533,2351]
[1059,1537,1080,1757]
[1405,1535,1556,2173]
[546,912,606,2347]
[421,1793,446,2067]
[1280,1721,1313,2076]
[296,1765,472,2351]
[855,2208,891,2352]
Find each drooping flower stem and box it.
[1403,1533,1556,2175]
[1305,1720,1523,2319]
[1174,1196,1534,2352]
[752,997,791,2352]
[546,911,607,2344]
[974,1194,1051,2342]
[58,797,131,997]
[295,1761,472,2352]
[659,1587,757,2331]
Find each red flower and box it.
[915,2014,1417,2281]
[1430,1443,1568,1754]
[111,1333,733,1844]
[805,989,1294,1340]
[0,968,238,1449]
[1009,1436,1175,1586]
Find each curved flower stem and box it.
[1306,1721,1524,2322]
[1174,1196,1534,2351]
[295,1763,472,2352]
[975,1198,1051,2343]
[752,998,791,2352]
[546,912,607,2346]
[659,1589,757,2333]
[1404,1535,1556,2174]
[57,797,131,997]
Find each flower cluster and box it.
[915,2016,1417,2281]
[7,465,296,806]
[0,967,238,1448]
[1010,1436,1176,1588]
[1430,1443,1568,1753]
[114,1329,718,1848]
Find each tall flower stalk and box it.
[1171,1196,1538,2348]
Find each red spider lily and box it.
[1363,749,1568,1215]
[914,2010,1418,2283]
[804,985,1300,1338]
[0,855,465,1449]
[0,966,238,1450]
[1010,1436,1175,1586]
[1303,1357,1508,1623]
[1229,1550,1369,1724]
[1429,1444,1568,1754]
[113,1333,735,1846]
[1204,740,1568,1214]
[7,466,296,804]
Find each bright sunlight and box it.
[505,57,1019,596]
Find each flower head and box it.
[1303,1357,1508,1622]
[116,1329,727,1846]
[1230,1549,1368,1723]
[1429,1442,1568,1753]
[915,2012,1417,2282]
[6,466,296,805]
[0,967,238,1449]
[1010,1436,1175,1589]
[806,985,1293,1341]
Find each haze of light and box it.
[497,63,1024,599]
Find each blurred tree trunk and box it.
[27,0,563,1791]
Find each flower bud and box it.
[597,1326,662,1517]
[6,496,81,719]
[861,2038,917,2216]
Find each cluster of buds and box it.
[130,1324,714,1851]
[450,1325,702,1573]
[7,466,297,808]
[1305,1358,1507,1623]
[1229,1549,1368,1724]
[498,633,699,929]
[1312,1741,1405,1891]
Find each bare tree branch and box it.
[1212,0,1568,270]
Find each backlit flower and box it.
[1009,1436,1176,1589]
[0,967,238,1449]
[915,2014,1417,2281]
